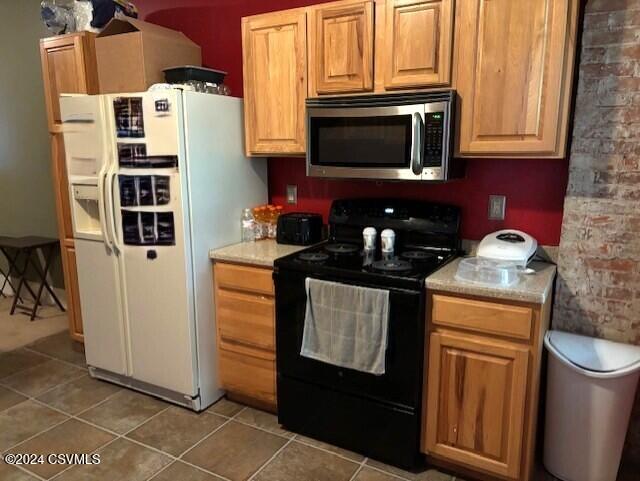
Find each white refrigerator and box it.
[60,88,267,410]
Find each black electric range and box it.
[274,199,461,469]
[277,242,455,291]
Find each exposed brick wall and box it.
[554,0,640,468]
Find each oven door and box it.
[274,269,425,410]
[307,104,425,181]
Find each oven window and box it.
[310,115,412,167]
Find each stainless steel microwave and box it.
[306,91,460,182]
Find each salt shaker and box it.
[363,227,377,251]
[381,229,395,254]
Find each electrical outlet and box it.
[488,195,506,220]
[286,184,298,205]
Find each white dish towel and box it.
[301,277,390,375]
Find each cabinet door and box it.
[308,0,374,95]
[242,10,307,155]
[40,33,98,131]
[382,0,453,89]
[455,0,578,157]
[63,244,84,342]
[425,331,529,479]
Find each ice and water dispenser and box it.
[70,184,102,239]
[60,95,107,241]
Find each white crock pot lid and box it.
[545,331,640,376]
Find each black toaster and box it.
[276,213,323,245]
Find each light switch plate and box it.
[286,184,297,205]
[488,195,506,220]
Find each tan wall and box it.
[554,0,640,469]
[0,0,64,289]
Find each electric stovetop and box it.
[275,240,457,291]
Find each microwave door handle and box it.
[411,112,424,175]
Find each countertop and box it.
[426,257,557,304]
[209,240,307,267]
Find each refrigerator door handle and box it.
[98,167,114,252]
[107,167,122,253]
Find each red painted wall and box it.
[135,0,569,245]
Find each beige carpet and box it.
[0,296,68,352]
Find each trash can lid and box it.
[546,331,640,375]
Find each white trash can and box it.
[543,331,640,481]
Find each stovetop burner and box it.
[325,243,359,254]
[401,250,437,261]
[298,252,329,263]
[371,258,413,273]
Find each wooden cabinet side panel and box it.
[50,133,83,342]
[50,133,74,242]
[63,245,84,341]
[242,10,307,155]
[520,299,552,481]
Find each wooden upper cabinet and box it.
[308,0,374,96]
[425,331,529,479]
[455,0,579,157]
[381,0,454,90]
[40,33,99,131]
[242,10,307,156]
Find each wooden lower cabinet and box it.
[425,331,529,479]
[423,292,551,481]
[213,261,277,411]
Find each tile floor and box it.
[0,297,67,352]
[0,332,632,481]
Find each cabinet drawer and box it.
[217,289,274,352]
[432,294,532,341]
[219,348,276,404]
[215,262,274,296]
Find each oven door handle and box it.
[411,112,424,176]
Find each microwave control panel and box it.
[424,112,444,167]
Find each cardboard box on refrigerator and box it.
[96,18,201,93]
